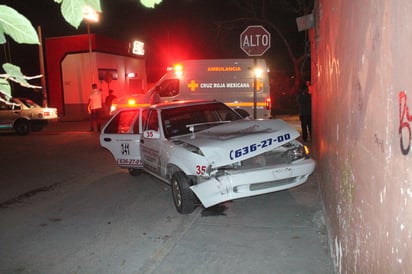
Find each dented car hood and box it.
[175,119,299,167]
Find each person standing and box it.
[87,83,103,132]
[104,89,117,116]
[297,81,312,142]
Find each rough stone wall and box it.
[313,1,412,273]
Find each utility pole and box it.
[37,26,48,107]
[83,6,100,84]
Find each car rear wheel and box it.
[128,168,142,176]
[14,120,30,135]
[171,171,196,214]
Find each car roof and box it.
[112,100,230,114]
[150,100,221,110]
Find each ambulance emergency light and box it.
[172,64,183,77]
[128,98,137,106]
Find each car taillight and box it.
[265,97,271,110]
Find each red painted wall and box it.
[45,34,136,114]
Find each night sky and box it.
[1,0,308,85]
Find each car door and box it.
[100,108,143,169]
[140,109,162,174]
[0,99,21,127]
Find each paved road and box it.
[0,120,334,274]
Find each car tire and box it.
[171,171,196,214]
[128,168,142,176]
[14,120,30,135]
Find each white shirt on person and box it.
[89,89,103,110]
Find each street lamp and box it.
[83,6,99,83]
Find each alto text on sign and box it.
[240,25,271,56]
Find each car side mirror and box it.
[143,130,160,139]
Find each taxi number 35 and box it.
[196,165,206,175]
[229,133,291,160]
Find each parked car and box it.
[0,97,58,135]
[100,100,315,214]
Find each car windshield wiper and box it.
[186,121,231,133]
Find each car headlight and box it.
[287,144,310,162]
[181,142,204,156]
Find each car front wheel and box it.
[128,168,142,176]
[171,171,196,214]
[14,120,30,135]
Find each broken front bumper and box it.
[190,158,315,208]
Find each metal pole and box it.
[87,22,94,83]
[253,58,257,119]
[37,26,48,107]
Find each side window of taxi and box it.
[143,110,159,132]
[105,110,139,134]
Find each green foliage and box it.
[60,0,101,29]
[0,0,102,46]
[0,5,39,45]
[0,63,42,96]
[140,0,163,8]
[0,0,158,93]
[3,63,31,87]
[0,0,101,92]
[0,78,10,97]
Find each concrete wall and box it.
[312,0,412,272]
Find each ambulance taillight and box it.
[266,97,271,110]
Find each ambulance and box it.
[110,59,272,119]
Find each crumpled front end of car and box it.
[190,140,315,208]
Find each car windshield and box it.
[161,102,242,138]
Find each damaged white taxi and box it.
[100,100,315,214]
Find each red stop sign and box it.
[240,25,271,56]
